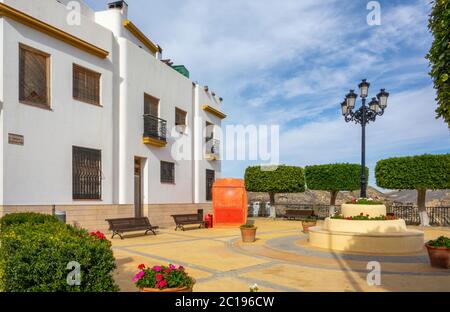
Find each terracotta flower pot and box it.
[240,227,257,243]
[140,279,196,292]
[426,244,450,269]
[302,220,317,234]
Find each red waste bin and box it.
[212,179,247,227]
[204,214,213,228]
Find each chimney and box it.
[107,1,128,18]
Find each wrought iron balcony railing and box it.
[205,138,220,159]
[143,114,167,142]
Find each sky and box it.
[86,0,450,188]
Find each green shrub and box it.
[245,165,305,204]
[0,212,59,232]
[0,215,119,292]
[375,154,450,191]
[426,0,450,128]
[375,154,450,225]
[427,236,450,248]
[305,163,368,205]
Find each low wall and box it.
[0,205,134,232]
[145,203,212,228]
[0,203,212,232]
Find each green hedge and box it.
[375,154,450,190]
[245,165,305,194]
[0,213,59,232]
[305,163,368,192]
[426,0,450,128]
[0,214,119,292]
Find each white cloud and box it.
[86,0,448,182]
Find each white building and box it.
[0,0,226,230]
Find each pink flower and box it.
[152,266,162,271]
[156,280,167,289]
[132,271,145,282]
[169,264,176,270]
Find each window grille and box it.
[73,146,102,200]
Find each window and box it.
[175,108,187,133]
[73,146,102,200]
[206,169,215,201]
[73,64,101,105]
[19,44,50,108]
[205,121,214,142]
[160,161,175,184]
[144,94,159,116]
[175,108,187,126]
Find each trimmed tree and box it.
[244,165,305,206]
[426,0,450,128]
[375,154,450,226]
[305,164,369,206]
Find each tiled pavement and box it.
[112,220,450,292]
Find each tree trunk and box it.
[268,192,276,219]
[417,189,430,226]
[330,190,338,206]
[269,192,275,206]
[329,190,338,217]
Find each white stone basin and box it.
[324,218,407,234]
[341,204,387,218]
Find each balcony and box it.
[205,138,220,161]
[143,114,167,147]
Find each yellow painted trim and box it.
[0,3,109,59]
[202,105,227,119]
[204,154,219,161]
[123,20,159,54]
[143,137,167,148]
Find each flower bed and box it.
[346,198,384,205]
[331,213,397,221]
[134,264,194,292]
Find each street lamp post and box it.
[341,79,390,198]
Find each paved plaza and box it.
[112,219,450,292]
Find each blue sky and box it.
[86,0,450,188]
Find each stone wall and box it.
[145,203,212,228]
[0,203,212,232]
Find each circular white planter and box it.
[341,204,387,218]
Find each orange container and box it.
[212,178,248,227]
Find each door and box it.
[206,169,215,201]
[134,158,143,217]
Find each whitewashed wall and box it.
[1,1,115,205]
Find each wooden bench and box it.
[284,209,315,220]
[171,214,205,231]
[106,217,159,239]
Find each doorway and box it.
[134,157,143,217]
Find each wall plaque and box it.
[8,133,24,146]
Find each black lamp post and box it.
[341,79,390,198]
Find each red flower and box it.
[156,280,167,289]
[163,269,171,274]
[156,274,163,281]
[138,264,145,270]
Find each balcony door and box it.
[134,157,143,218]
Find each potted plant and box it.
[301,217,318,233]
[240,224,257,242]
[133,264,195,292]
[425,236,450,269]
